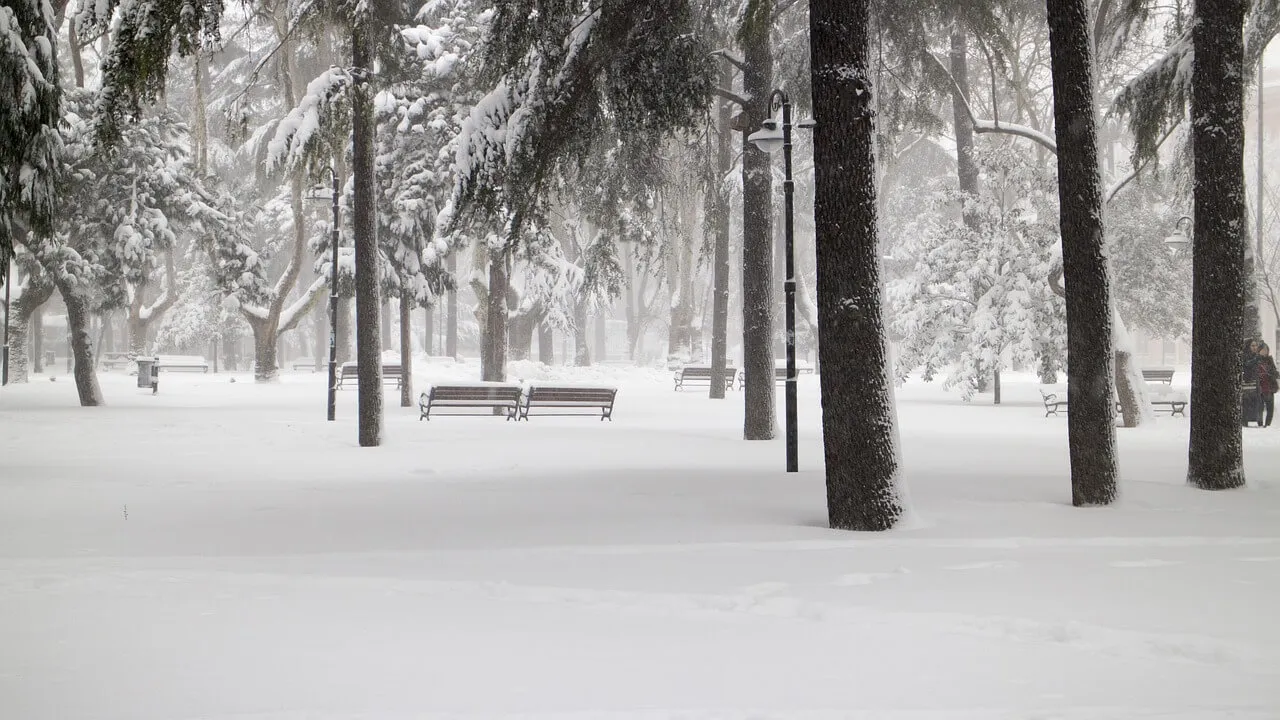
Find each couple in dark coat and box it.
[1244,339,1279,428]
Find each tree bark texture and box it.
[1188,0,1247,489]
[337,297,352,364]
[31,305,44,373]
[740,0,778,440]
[810,0,906,531]
[482,252,508,382]
[1046,0,1118,506]
[593,312,607,363]
[59,282,104,406]
[709,67,733,397]
[537,321,554,365]
[424,302,434,355]
[353,22,383,446]
[950,28,981,228]
[399,291,413,407]
[7,276,54,382]
[446,251,458,358]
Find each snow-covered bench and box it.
[418,382,523,420]
[674,365,737,392]
[156,355,209,372]
[519,384,617,421]
[1141,368,1175,385]
[737,360,815,389]
[336,361,402,389]
[1039,388,1066,417]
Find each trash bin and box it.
[135,357,159,393]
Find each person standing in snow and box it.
[1243,339,1262,427]
[1257,343,1278,428]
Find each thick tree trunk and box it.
[352,22,383,446]
[59,283,104,406]
[509,307,536,361]
[810,0,906,530]
[482,252,508,381]
[1047,0,1118,506]
[446,251,458,357]
[67,17,85,89]
[31,305,44,374]
[951,28,992,393]
[573,297,590,365]
[1188,0,1247,489]
[381,299,391,351]
[337,297,352,364]
[399,290,413,407]
[314,301,326,371]
[251,322,279,382]
[193,54,209,177]
[538,321,554,365]
[7,279,54,383]
[740,0,778,440]
[594,313,607,362]
[424,302,434,355]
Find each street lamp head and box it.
[748,117,785,154]
[1163,215,1193,255]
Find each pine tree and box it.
[0,0,61,271]
[810,0,906,531]
[1046,0,1118,506]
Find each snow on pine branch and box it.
[265,67,352,174]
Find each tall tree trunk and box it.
[352,21,383,446]
[31,303,44,374]
[58,281,104,406]
[740,0,778,440]
[482,252,508,381]
[810,0,906,530]
[1047,0,1118,506]
[711,75,732,389]
[509,306,536,361]
[193,53,209,177]
[251,321,279,381]
[538,321,554,365]
[66,16,85,88]
[446,251,458,357]
[399,290,413,407]
[381,298,391,350]
[424,302,434,355]
[594,312,607,361]
[951,27,993,393]
[337,297,352,364]
[1188,0,1247,490]
[573,299,590,365]
[314,299,326,371]
[7,277,55,383]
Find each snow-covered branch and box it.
[278,274,329,333]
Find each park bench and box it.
[1039,388,1067,417]
[418,382,523,420]
[291,357,320,371]
[1141,368,1175,385]
[674,365,737,392]
[336,361,402,389]
[737,361,815,389]
[155,355,209,372]
[99,351,134,371]
[519,384,618,421]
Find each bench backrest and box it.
[156,355,207,366]
[527,386,616,404]
[1141,369,1174,381]
[680,366,736,378]
[340,363,401,375]
[429,385,522,402]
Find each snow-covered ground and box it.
[2,361,1278,720]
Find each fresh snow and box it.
[1,364,1278,719]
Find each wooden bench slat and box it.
[419,383,523,420]
[521,385,617,420]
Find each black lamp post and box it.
[748,89,798,473]
[308,167,342,421]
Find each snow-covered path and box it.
[1,365,1277,719]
